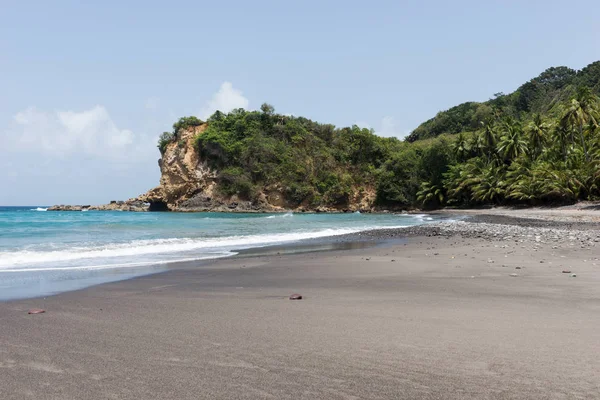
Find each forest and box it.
[158,61,600,209]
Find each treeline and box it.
[195,104,409,207]
[417,85,600,208]
[157,62,600,209]
[407,61,600,142]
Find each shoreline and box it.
[0,216,443,303]
[1,210,600,398]
[3,210,600,303]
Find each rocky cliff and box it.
[134,124,376,212]
[51,122,379,213]
[134,125,267,212]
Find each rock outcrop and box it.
[48,200,149,212]
[51,124,379,213]
[135,125,278,212]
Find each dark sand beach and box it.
[1,210,600,399]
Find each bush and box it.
[217,167,257,200]
[173,116,204,135]
[157,131,174,155]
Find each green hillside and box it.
[158,61,600,210]
[406,61,600,142]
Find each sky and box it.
[1,0,599,205]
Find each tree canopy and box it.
[407,61,600,142]
[157,61,600,209]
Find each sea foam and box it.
[0,226,408,271]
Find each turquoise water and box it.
[0,206,440,300]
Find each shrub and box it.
[173,116,204,135]
[157,131,174,155]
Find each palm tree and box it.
[482,122,497,160]
[554,119,571,161]
[497,119,528,161]
[417,181,445,207]
[560,86,599,162]
[527,114,550,159]
[468,133,484,158]
[470,163,505,204]
[451,132,471,161]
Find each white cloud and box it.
[354,117,408,139]
[200,82,249,119]
[376,116,409,139]
[145,96,160,110]
[5,105,140,158]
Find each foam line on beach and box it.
[0,224,421,271]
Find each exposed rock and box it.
[49,200,148,212]
[48,124,388,213]
[135,124,380,212]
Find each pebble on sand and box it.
[289,294,303,300]
[28,309,45,314]
[562,270,572,273]
[509,273,518,277]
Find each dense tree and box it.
[526,114,550,159]
[409,62,597,141]
[561,86,598,161]
[158,62,600,210]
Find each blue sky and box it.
[1,0,599,205]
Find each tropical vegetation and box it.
[157,61,600,209]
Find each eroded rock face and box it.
[51,123,381,213]
[137,125,221,211]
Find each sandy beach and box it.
[1,209,600,399]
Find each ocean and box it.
[0,206,440,300]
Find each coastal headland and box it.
[1,208,599,399]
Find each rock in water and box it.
[289,294,303,300]
[28,309,45,314]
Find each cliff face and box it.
[137,125,377,212]
[139,124,220,211]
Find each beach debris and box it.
[289,294,303,300]
[487,258,494,263]
[509,273,518,277]
[562,270,572,273]
[515,266,522,269]
[28,309,45,314]
[571,274,577,278]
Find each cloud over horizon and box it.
[355,116,409,139]
[0,83,409,204]
[200,82,249,119]
[6,106,141,158]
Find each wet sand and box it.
[1,212,600,399]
